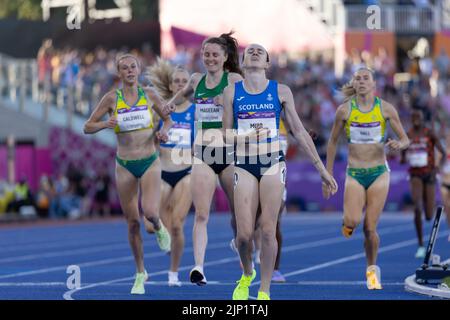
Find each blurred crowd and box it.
[35,39,450,161]
[2,36,449,219]
[0,163,113,219]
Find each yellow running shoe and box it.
[366,265,382,290]
[341,225,354,238]
[156,221,171,253]
[131,270,148,294]
[232,269,256,300]
[257,291,270,300]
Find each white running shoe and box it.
[168,271,182,287]
[190,265,207,286]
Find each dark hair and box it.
[202,31,242,75]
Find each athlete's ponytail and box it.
[202,31,242,75]
[146,58,174,100]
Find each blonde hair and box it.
[115,53,140,71]
[341,66,375,102]
[146,58,188,100]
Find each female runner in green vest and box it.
[324,67,409,290]
[167,32,243,285]
[84,54,174,295]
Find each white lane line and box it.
[250,231,450,287]
[0,225,340,264]
[0,280,407,288]
[62,223,415,300]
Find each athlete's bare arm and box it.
[83,91,116,134]
[279,83,337,196]
[326,104,348,175]
[382,101,410,151]
[166,73,202,107]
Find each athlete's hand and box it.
[162,102,176,116]
[105,116,118,129]
[386,138,402,151]
[321,170,338,199]
[155,130,169,143]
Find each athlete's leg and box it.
[219,164,236,236]
[274,202,284,271]
[115,164,143,273]
[191,161,217,267]
[140,159,171,252]
[364,172,390,266]
[234,167,259,276]
[140,158,163,230]
[441,186,450,228]
[410,176,424,246]
[258,162,285,296]
[343,175,366,236]
[423,180,436,222]
[145,179,171,234]
[168,175,192,272]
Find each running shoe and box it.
[168,271,181,287]
[271,270,286,283]
[366,265,382,290]
[155,221,171,253]
[131,270,148,294]
[232,269,257,300]
[341,225,354,238]
[257,291,270,300]
[190,265,207,286]
[415,246,426,259]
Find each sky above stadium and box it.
[160,0,334,56]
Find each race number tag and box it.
[407,150,428,167]
[116,106,152,132]
[166,123,191,148]
[195,98,223,129]
[237,112,277,140]
[349,121,381,144]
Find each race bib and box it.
[237,112,277,141]
[349,121,381,144]
[117,106,152,132]
[407,150,428,167]
[195,98,223,129]
[166,123,192,148]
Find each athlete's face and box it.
[411,110,423,127]
[117,57,140,85]
[202,43,227,73]
[242,44,269,70]
[353,70,375,95]
[170,70,189,94]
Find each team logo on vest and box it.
[267,93,273,101]
[186,113,191,121]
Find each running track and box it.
[0,213,448,300]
